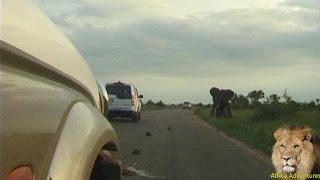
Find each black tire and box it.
[132,113,138,122]
[138,112,141,120]
[90,156,121,180]
[103,110,108,118]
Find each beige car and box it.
[1,0,120,180]
[96,80,110,117]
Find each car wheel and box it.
[132,113,138,122]
[103,110,108,117]
[138,112,141,120]
[90,152,121,180]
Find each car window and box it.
[106,85,131,99]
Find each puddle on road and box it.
[125,165,166,179]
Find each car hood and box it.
[1,0,99,107]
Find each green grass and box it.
[195,107,320,154]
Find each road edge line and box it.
[192,112,273,168]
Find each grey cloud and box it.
[73,5,109,18]
[65,8,319,79]
[281,0,320,10]
[35,1,320,102]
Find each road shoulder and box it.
[192,112,273,167]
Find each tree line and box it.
[144,100,166,107]
[142,90,319,110]
[231,90,319,110]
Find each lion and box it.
[272,125,320,179]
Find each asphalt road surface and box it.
[111,109,273,180]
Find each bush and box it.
[251,103,297,121]
[145,100,154,106]
[155,100,166,107]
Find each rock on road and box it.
[111,109,273,180]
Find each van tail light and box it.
[131,96,135,106]
[7,166,33,180]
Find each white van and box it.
[106,81,143,122]
[183,102,192,109]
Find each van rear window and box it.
[106,85,131,99]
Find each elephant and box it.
[209,87,234,118]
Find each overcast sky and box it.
[34,0,320,104]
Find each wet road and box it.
[111,109,273,180]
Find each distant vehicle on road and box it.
[183,102,192,109]
[0,1,120,179]
[97,80,109,116]
[106,81,143,122]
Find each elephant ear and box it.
[227,90,235,99]
[210,87,219,96]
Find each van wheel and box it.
[90,154,121,180]
[103,110,108,118]
[132,113,138,122]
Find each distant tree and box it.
[146,100,154,106]
[282,89,293,104]
[197,103,203,107]
[316,98,320,105]
[231,93,239,105]
[231,93,249,109]
[307,101,317,109]
[238,95,249,108]
[155,100,165,107]
[267,94,281,104]
[247,90,265,106]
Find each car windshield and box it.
[106,84,131,99]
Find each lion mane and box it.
[272,125,320,179]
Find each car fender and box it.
[46,101,119,180]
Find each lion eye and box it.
[293,144,299,149]
[280,144,285,147]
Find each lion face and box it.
[274,132,304,173]
[272,125,317,174]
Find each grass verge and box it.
[195,107,320,154]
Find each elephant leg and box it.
[219,103,227,117]
[222,107,228,117]
[225,103,232,118]
[215,106,220,118]
[216,104,223,118]
[210,104,216,116]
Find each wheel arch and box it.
[45,101,119,180]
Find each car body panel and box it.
[48,102,118,180]
[96,81,109,114]
[96,81,109,104]
[1,0,99,108]
[1,55,87,179]
[108,94,133,111]
[0,1,119,179]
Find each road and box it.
[111,109,273,180]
